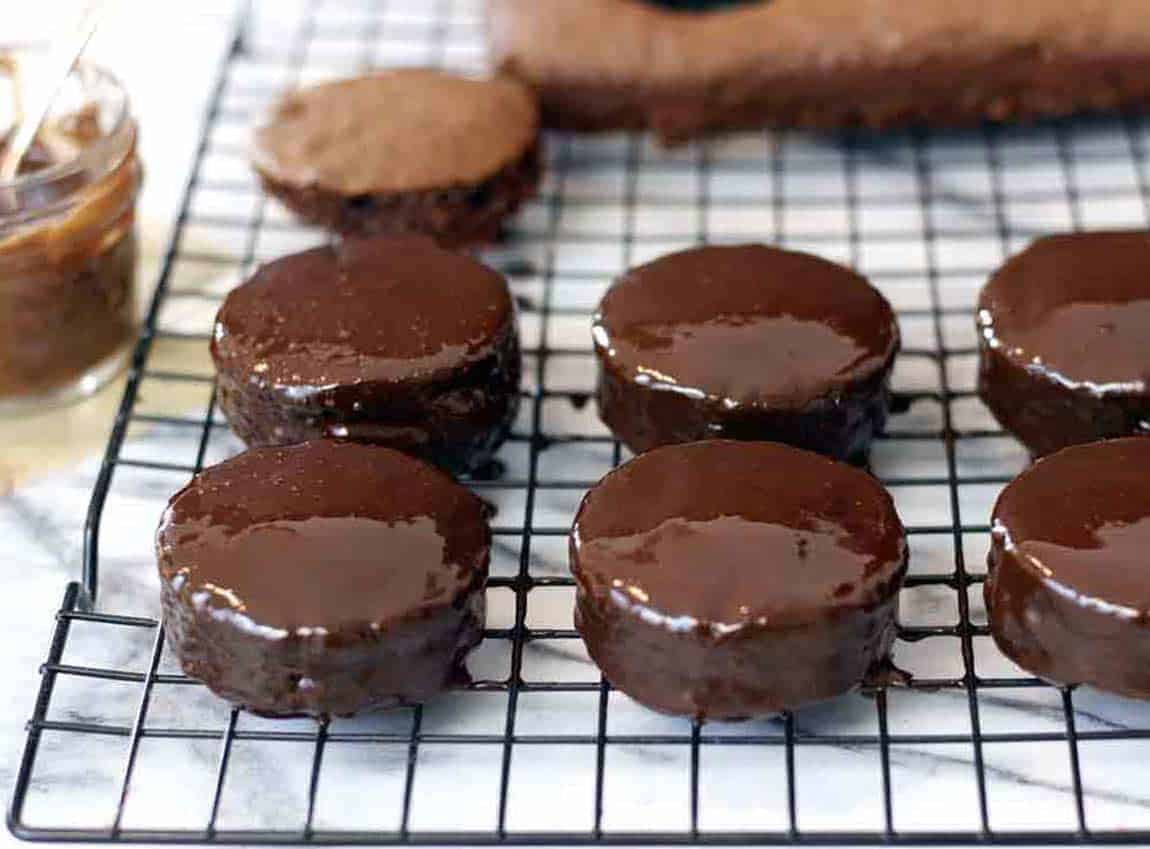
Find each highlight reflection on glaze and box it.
[157,440,490,634]
[213,236,513,393]
[982,300,1150,393]
[175,515,451,630]
[596,244,897,408]
[986,437,1150,698]
[976,233,1150,457]
[579,515,880,628]
[979,231,1150,397]
[610,315,875,403]
[1012,516,1150,615]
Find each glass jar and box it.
[0,53,141,411]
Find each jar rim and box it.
[0,49,133,195]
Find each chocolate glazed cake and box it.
[157,440,490,717]
[212,235,520,475]
[977,231,1150,458]
[570,440,908,720]
[489,0,1150,144]
[593,244,899,462]
[252,68,540,245]
[987,438,1150,699]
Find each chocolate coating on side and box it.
[570,440,908,719]
[977,232,1150,457]
[212,236,521,475]
[157,440,490,717]
[593,245,899,461]
[987,437,1150,698]
[251,69,540,244]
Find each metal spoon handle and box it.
[0,0,109,182]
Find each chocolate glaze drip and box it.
[212,235,521,474]
[593,244,899,461]
[570,440,908,719]
[978,231,1150,457]
[987,437,1150,698]
[157,440,490,717]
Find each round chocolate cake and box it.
[212,235,520,475]
[977,231,1150,457]
[251,68,540,245]
[156,440,490,717]
[592,244,899,462]
[570,439,908,719]
[987,437,1150,699]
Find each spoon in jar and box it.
[0,1,109,182]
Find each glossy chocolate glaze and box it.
[570,440,908,719]
[212,236,520,474]
[593,244,899,460]
[978,231,1150,457]
[214,235,512,388]
[987,437,1150,698]
[157,440,490,717]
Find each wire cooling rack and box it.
[10,0,1150,844]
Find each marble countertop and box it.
[5,1,1150,846]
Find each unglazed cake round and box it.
[252,68,541,244]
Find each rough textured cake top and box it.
[252,68,539,194]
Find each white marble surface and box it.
[6,0,1150,844]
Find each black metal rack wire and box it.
[9,0,1150,844]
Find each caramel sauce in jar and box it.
[0,56,141,410]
